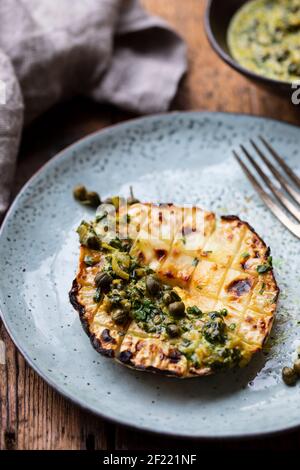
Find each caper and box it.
[293,359,300,377]
[112,309,128,325]
[73,184,87,201]
[275,50,289,63]
[86,235,101,250]
[169,290,181,302]
[282,366,298,386]
[146,276,161,296]
[73,185,101,208]
[94,272,112,290]
[85,191,101,208]
[163,292,173,305]
[288,62,300,76]
[168,301,185,317]
[121,300,131,312]
[167,324,181,338]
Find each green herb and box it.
[203,312,227,344]
[84,255,97,266]
[190,353,200,368]
[93,287,102,303]
[187,306,202,316]
[132,299,158,323]
[192,258,199,267]
[241,252,250,259]
[109,237,131,252]
[257,256,273,274]
[229,323,236,331]
[208,347,241,370]
[76,221,101,250]
[259,282,266,295]
[73,185,101,208]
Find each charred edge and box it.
[118,350,133,364]
[69,279,115,358]
[221,215,280,297]
[91,334,115,358]
[262,317,275,346]
[69,279,90,335]
[188,368,213,377]
[118,351,183,376]
[134,364,183,377]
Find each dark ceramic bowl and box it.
[204,0,294,95]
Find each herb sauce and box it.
[228,0,300,82]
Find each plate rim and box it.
[1,110,300,440]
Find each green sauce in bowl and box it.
[228,0,300,83]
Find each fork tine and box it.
[233,151,300,239]
[259,136,300,188]
[240,144,300,222]
[250,139,300,206]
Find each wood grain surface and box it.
[1,0,300,450]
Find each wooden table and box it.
[1,0,300,450]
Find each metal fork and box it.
[233,136,300,239]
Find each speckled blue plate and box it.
[1,112,300,439]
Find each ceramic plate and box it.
[1,112,300,439]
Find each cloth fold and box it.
[0,0,187,218]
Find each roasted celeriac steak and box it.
[69,200,279,378]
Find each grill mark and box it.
[168,350,182,364]
[155,249,167,260]
[119,350,133,363]
[101,329,116,344]
[226,278,252,297]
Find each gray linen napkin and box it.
[0,0,187,218]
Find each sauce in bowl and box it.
[228,0,300,83]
